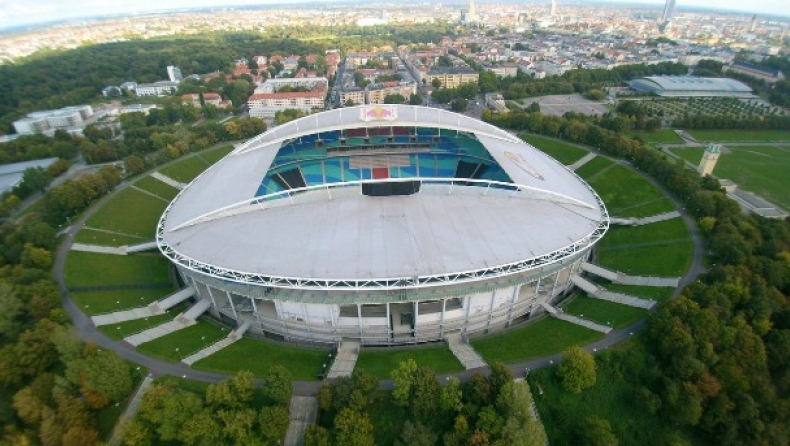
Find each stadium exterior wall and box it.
[174,249,590,345]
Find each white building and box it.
[13,105,94,135]
[135,81,180,97]
[167,65,184,83]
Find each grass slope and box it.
[134,175,180,201]
[687,129,790,142]
[520,134,589,165]
[199,145,234,165]
[73,229,146,247]
[159,156,211,183]
[71,288,173,315]
[561,295,647,329]
[588,164,669,216]
[137,320,227,362]
[356,346,465,378]
[65,251,171,288]
[574,156,614,180]
[471,317,604,364]
[99,313,174,340]
[84,187,168,239]
[630,129,684,144]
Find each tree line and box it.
[484,109,790,445]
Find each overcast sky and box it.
[1,0,788,31]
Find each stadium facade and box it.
[628,76,754,98]
[157,105,609,345]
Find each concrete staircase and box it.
[446,333,487,370]
[542,303,612,333]
[124,299,210,346]
[581,262,679,287]
[182,322,250,365]
[571,275,656,309]
[609,211,681,226]
[568,152,597,171]
[326,340,360,379]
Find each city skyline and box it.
[2,0,789,31]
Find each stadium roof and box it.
[159,105,607,290]
[628,76,754,97]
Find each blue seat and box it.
[324,159,343,183]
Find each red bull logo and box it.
[360,105,397,121]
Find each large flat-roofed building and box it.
[0,157,59,195]
[247,90,326,110]
[157,105,608,345]
[425,67,479,89]
[628,76,754,97]
[723,61,786,84]
[254,77,328,94]
[13,105,93,135]
[339,87,366,105]
[135,81,180,97]
[366,82,417,104]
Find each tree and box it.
[450,99,468,112]
[305,425,331,446]
[123,155,145,176]
[395,420,437,446]
[409,93,424,105]
[334,408,375,446]
[487,362,513,398]
[410,367,440,420]
[576,416,618,446]
[0,282,24,340]
[263,365,292,405]
[207,370,255,409]
[391,359,417,407]
[259,405,290,444]
[440,377,463,414]
[431,78,442,89]
[384,94,407,104]
[77,349,134,408]
[557,346,597,394]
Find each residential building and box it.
[135,81,179,96]
[167,65,184,82]
[366,82,417,104]
[339,87,366,105]
[13,105,93,135]
[424,67,479,89]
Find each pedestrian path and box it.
[182,321,250,365]
[124,299,210,346]
[571,275,656,309]
[283,396,318,446]
[108,375,154,446]
[125,241,158,253]
[71,243,127,255]
[91,287,195,327]
[542,303,612,333]
[580,262,679,287]
[148,286,196,313]
[151,172,187,189]
[446,333,487,370]
[568,152,597,171]
[326,340,360,379]
[609,211,681,226]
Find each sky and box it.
[1,0,788,31]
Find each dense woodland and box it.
[484,109,790,445]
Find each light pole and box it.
[201,336,207,349]
[175,348,181,360]
[117,326,123,338]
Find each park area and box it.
[622,97,785,125]
[672,144,790,211]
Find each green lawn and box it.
[601,218,691,247]
[71,288,173,315]
[134,175,180,201]
[674,144,790,211]
[561,296,647,329]
[471,317,604,364]
[356,345,465,378]
[687,129,790,142]
[84,187,168,239]
[574,156,614,179]
[591,279,675,303]
[99,313,175,340]
[588,164,669,215]
[65,251,171,288]
[159,156,211,184]
[193,337,330,381]
[520,134,589,165]
[608,197,676,219]
[531,340,692,445]
[73,228,146,247]
[630,129,684,144]
[137,320,227,362]
[199,145,234,165]
[596,241,693,277]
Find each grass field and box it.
[65,251,171,288]
[596,241,693,277]
[137,320,227,362]
[629,129,684,144]
[531,340,691,445]
[73,229,146,247]
[356,345,465,378]
[520,134,588,165]
[198,145,234,165]
[99,313,174,340]
[574,156,614,179]
[587,164,669,217]
[159,156,211,183]
[687,129,790,142]
[193,337,330,381]
[561,296,647,329]
[673,145,790,210]
[71,287,173,315]
[134,175,180,201]
[471,317,604,364]
[84,187,168,239]
[601,218,690,246]
[590,279,675,303]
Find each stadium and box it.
[157,105,609,345]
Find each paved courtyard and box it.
[518,94,610,116]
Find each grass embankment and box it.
[137,320,228,362]
[65,251,171,289]
[158,156,211,183]
[630,129,684,144]
[134,175,180,201]
[560,296,646,329]
[84,187,168,239]
[587,164,675,218]
[356,345,465,378]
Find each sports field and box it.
[673,144,790,210]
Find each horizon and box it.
[2,0,789,33]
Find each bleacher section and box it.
[256,126,515,196]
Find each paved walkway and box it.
[125,241,158,253]
[151,172,186,189]
[283,396,318,446]
[124,299,210,346]
[571,275,656,309]
[610,210,681,226]
[542,303,612,333]
[326,340,360,379]
[581,262,679,287]
[568,152,597,171]
[108,375,154,446]
[149,286,195,313]
[446,333,487,370]
[92,306,164,326]
[182,322,250,365]
[71,243,126,255]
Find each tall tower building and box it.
[468,0,476,23]
[660,0,676,23]
[698,144,721,177]
[550,0,557,17]
[167,65,183,83]
[749,14,757,32]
